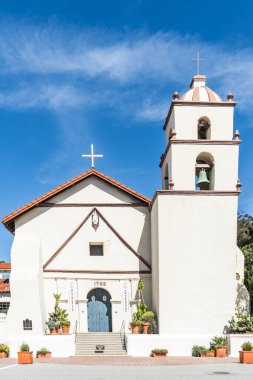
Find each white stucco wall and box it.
[162,143,239,191]
[6,334,75,358]
[151,193,238,335]
[6,176,152,336]
[5,233,46,336]
[165,104,235,141]
[15,178,151,269]
[43,274,151,334]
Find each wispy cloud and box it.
[0,20,252,120]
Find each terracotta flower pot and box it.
[18,351,33,364]
[201,352,215,357]
[38,353,51,359]
[215,347,227,358]
[62,325,70,334]
[50,327,58,334]
[142,322,149,334]
[132,325,139,334]
[240,351,253,364]
[153,353,167,357]
[0,352,8,358]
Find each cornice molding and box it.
[160,139,241,167]
[151,190,240,207]
[43,269,151,275]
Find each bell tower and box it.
[151,75,246,352]
[160,75,240,192]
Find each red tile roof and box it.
[0,263,11,270]
[0,279,10,293]
[2,168,151,233]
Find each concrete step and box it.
[75,332,126,356]
[76,350,126,355]
[75,353,128,356]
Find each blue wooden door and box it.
[87,288,112,332]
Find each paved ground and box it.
[0,357,252,380]
[0,356,239,367]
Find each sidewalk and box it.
[0,356,239,367]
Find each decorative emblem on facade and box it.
[92,210,99,231]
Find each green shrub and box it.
[211,336,227,349]
[228,313,253,333]
[192,345,209,357]
[0,344,9,354]
[20,343,30,352]
[61,320,70,327]
[36,347,51,356]
[130,320,141,327]
[241,341,253,351]
[141,311,155,323]
[151,348,168,355]
[148,318,158,334]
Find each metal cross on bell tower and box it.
[192,52,205,75]
[81,144,104,168]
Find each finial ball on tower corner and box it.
[227,93,234,101]
[172,92,180,100]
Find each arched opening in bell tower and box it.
[195,152,214,190]
[197,117,211,139]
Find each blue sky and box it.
[1,0,253,261]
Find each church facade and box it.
[1,75,248,356]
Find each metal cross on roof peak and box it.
[192,52,205,75]
[81,144,103,168]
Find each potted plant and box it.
[228,313,253,334]
[141,311,155,334]
[45,320,60,334]
[45,294,70,334]
[36,347,51,359]
[239,341,253,364]
[151,348,168,357]
[192,345,215,357]
[130,320,141,334]
[0,344,10,358]
[17,343,33,364]
[192,345,208,357]
[211,336,227,357]
[61,320,70,334]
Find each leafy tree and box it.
[238,212,253,313]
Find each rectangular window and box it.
[0,302,10,313]
[90,243,103,256]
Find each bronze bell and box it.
[196,169,210,188]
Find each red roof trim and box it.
[2,168,150,232]
[0,263,11,270]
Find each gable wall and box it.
[14,176,151,271]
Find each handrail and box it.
[119,320,126,350]
[74,320,78,342]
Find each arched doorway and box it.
[87,288,112,332]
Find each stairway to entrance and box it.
[75,333,127,356]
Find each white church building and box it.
[1,74,248,357]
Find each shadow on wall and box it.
[235,283,250,314]
[136,209,151,272]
